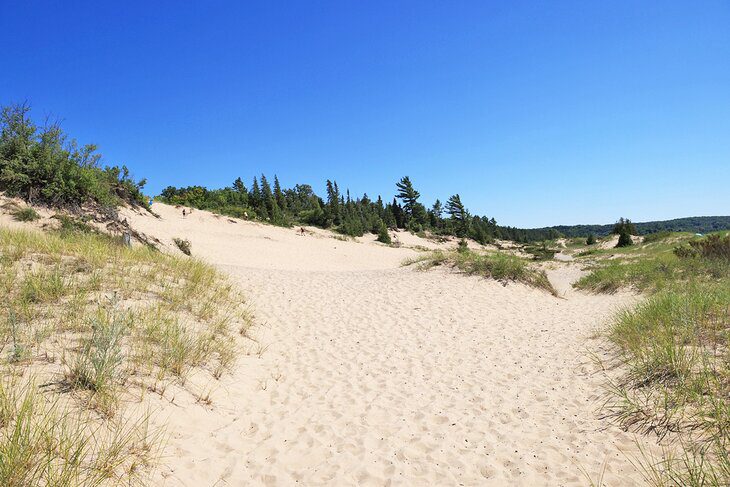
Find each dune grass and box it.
[579,233,730,485]
[404,248,557,295]
[11,206,40,222]
[0,226,253,484]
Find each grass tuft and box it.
[12,207,40,222]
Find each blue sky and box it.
[1,1,728,227]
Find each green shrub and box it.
[376,222,391,244]
[457,238,469,253]
[0,104,147,209]
[675,233,730,261]
[616,231,633,248]
[585,234,596,245]
[11,207,39,222]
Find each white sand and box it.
[118,203,648,485]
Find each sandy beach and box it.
[116,203,648,485]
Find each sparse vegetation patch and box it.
[404,248,557,295]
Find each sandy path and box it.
[125,204,646,486]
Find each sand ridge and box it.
[121,203,649,486]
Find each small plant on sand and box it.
[11,207,40,222]
[457,238,469,253]
[68,303,129,414]
[586,234,596,245]
[173,237,191,255]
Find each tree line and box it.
[159,175,502,244]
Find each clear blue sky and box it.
[2,1,728,227]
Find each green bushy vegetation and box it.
[578,233,730,484]
[0,104,147,209]
[404,248,557,295]
[0,227,253,483]
[616,231,633,248]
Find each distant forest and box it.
[157,177,730,243]
[528,216,730,239]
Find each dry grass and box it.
[0,226,254,484]
[404,248,557,295]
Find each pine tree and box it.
[273,175,286,211]
[395,176,420,222]
[250,177,263,216]
[325,179,341,225]
[446,194,469,237]
[260,174,279,221]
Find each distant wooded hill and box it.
[504,216,730,242]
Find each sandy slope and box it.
[122,203,648,486]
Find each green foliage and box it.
[674,233,730,261]
[376,221,391,244]
[586,234,596,245]
[612,217,637,235]
[0,104,147,208]
[616,231,633,248]
[445,194,469,237]
[11,207,39,222]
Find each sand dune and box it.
[122,203,649,486]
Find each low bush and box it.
[376,222,391,244]
[616,231,633,248]
[674,233,730,261]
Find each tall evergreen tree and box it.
[446,194,469,237]
[395,176,420,221]
[273,175,286,211]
